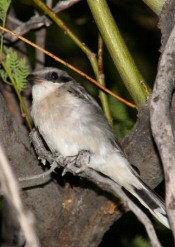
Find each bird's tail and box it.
[126,177,170,229]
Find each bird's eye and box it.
[50,72,58,81]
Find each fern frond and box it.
[5,48,29,92]
[14,58,29,92]
[0,47,32,129]
[0,68,8,83]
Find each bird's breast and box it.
[31,96,108,157]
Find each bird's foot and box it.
[62,150,91,176]
[75,150,91,174]
[61,155,77,176]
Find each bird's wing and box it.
[67,81,102,110]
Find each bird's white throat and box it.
[32,81,62,103]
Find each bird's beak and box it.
[26,74,43,85]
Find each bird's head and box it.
[27,67,73,102]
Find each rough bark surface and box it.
[150,0,175,238]
[123,103,163,189]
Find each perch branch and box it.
[22,128,162,247]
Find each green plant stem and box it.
[98,75,113,125]
[87,0,149,106]
[33,0,99,75]
[33,0,114,123]
[1,61,33,130]
[98,36,113,126]
[0,24,5,54]
[142,0,164,15]
[0,0,11,53]
[0,19,7,54]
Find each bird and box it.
[28,67,169,229]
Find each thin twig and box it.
[97,35,113,126]
[126,199,162,247]
[19,162,57,182]
[32,0,99,78]
[35,0,53,69]
[54,0,82,12]
[87,0,149,105]
[0,25,137,108]
[5,0,82,43]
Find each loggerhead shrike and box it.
[28,67,169,228]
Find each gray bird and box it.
[28,67,169,228]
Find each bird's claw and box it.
[38,157,47,166]
[62,150,91,176]
[61,155,77,176]
[75,150,91,174]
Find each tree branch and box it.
[150,22,175,238]
[5,0,82,43]
[26,128,162,247]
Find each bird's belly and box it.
[32,101,110,157]
[38,121,104,157]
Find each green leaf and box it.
[0,68,8,83]
[0,0,11,23]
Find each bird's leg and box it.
[61,155,77,176]
[29,128,54,166]
[30,129,91,176]
[30,128,64,167]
